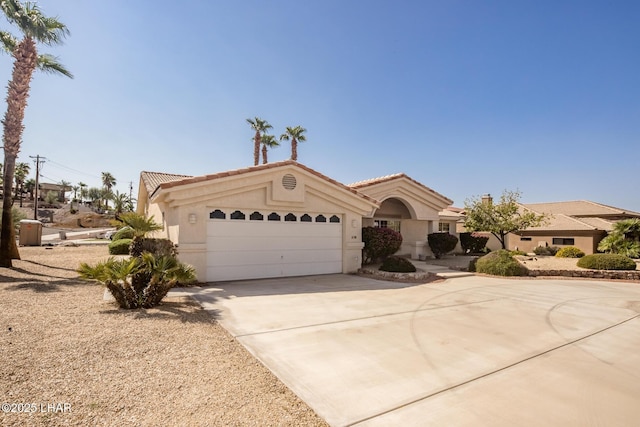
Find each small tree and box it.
[460,232,489,254]
[463,190,547,250]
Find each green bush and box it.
[78,253,197,309]
[509,250,527,256]
[460,232,489,254]
[379,256,416,273]
[475,250,529,276]
[427,233,459,259]
[555,246,585,258]
[577,254,636,270]
[362,227,403,264]
[112,226,134,241]
[533,245,559,256]
[108,238,132,255]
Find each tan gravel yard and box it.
[0,245,327,426]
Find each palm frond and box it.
[36,53,73,78]
[0,31,18,53]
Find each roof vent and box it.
[282,174,297,190]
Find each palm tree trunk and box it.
[0,37,38,267]
[253,132,260,166]
[291,138,298,161]
[262,145,268,164]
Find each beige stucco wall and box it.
[508,231,606,254]
[145,166,376,282]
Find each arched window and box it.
[250,211,263,221]
[329,215,340,223]
[301,214,312,222]
[315,214,326,223]
[230,210,245,220]
[268,212,281,221]
[285,213,297,222]
[210,209,225,219]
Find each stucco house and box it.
[137,161,452,282]
[454,199,640,255]
[510,201,640,254]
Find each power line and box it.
[43,158,101,179]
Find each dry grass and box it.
[0,245,327,426]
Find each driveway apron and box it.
[185,274,640,426]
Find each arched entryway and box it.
[363,197,435,258]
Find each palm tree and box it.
[112,190,133,215]
[101,171,116,209]
[78,181,87,203]
[260,134,279,164]
[58,179,70,203]
[14,161,29,206]
[71,185,79,201]
[24,178,35,200]
[246,117,272,166]
[0,0,72,266]
[280,126,307,161]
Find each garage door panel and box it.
[207,217,343,281]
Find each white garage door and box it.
[207,210,342,281]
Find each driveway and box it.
[186,274,640,426]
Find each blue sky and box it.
[1,1,638,211]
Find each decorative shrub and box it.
[427,233,459,259]
[362,227,403,264]
[475,250,529,276]
[555,246,585,258]
[577,254,636,270]
[379,256,417,273]
[112,226,134,241]
[533,245,559,256]
[460,232,489,254]
[78,253,197,309]
[509,250,527,256]
[140,238,178,258]
[108,238,132,255]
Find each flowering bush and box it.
[362,226,402,265]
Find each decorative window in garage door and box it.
[208,210,340,223]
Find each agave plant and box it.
[78,253,196,309]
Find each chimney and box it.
[481,194,493,205]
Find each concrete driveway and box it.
[186,274,640,426]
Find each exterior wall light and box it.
[188,213,197,224]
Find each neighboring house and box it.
[137,161,452,282]
[455,199,640,254]
[38,183,65,203]
[510,201,640,255]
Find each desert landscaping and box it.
[0,245,326,426]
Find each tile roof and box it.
[523,200,640,217]
[140,171,193,195]
[143,161,379,205]
[348,173,453,204]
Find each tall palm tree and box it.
[246,117,272,166]
[24,177,34,200]
[101,171,116,209]
[280,126,307,161]
[58,179,70,202]
[0,0,72,266]
[78,181,87,203]
[260,134,279,164]
[14,161,29,205]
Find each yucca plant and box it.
[78,254,196,309]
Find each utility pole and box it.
[29,155,46,220]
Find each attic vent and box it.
[282,174,297,190]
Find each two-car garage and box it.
[206,209,343,281]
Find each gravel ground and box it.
[1,245,327,427]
